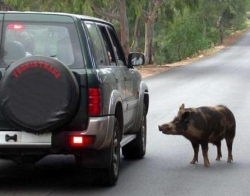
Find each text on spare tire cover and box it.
[13,61,61,79]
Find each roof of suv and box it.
[0,11,111,24]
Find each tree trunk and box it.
[144,19,154,64]
[0,1,12,10]
[118,0,130,56]
[89,0,130,56]
[131,16,140,52]
[143,0,162,64]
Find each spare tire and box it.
[0,56,79,134]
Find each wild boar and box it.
[158,104,236,167]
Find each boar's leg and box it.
[214,141,222,161]
[201,142,210,167]
[226,138,234,163]
[190,143,199,164]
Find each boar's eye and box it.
[172,117,186,131]
[176,122,188,131]
[180,111,190,123]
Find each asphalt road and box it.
[1,30,250,196]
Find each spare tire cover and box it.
[0,56,79,134]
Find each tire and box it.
[122,104,147,159]
[92,118,121,186]
[0,56,79,134]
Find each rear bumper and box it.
[0,116,115,151]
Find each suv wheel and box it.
[92,118,120,186]
[122,104,147,159]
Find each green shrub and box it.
[154,9,213,64]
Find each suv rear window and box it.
[1,21,84,68]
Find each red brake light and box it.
[88,88,101,115]
[7,23,25,31]
[69,135,94,147]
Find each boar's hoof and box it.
[190,159,198,164]
[204,163,210,167]
[227,155,233,163]
[216,155,222,161]
[204,159,210,167]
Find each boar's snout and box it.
[158,123,175,134]
[158,125,163,132]
[158,124,167,132]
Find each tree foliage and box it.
[2,0,249,65]
[154,0,248,64]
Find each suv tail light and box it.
[69,135,94,147]
[7,23,25,31]
[88,88,101,116]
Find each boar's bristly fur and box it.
[158,104,236,167]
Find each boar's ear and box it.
[180,111,190,123]
[179,103,185,111]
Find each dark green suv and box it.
[0,11,149,185]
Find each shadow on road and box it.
[0,155,138,192]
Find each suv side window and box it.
[84,22,110,66]
[106,27,126,66]
[97,25,116,66]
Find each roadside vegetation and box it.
[2,0,250,65]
